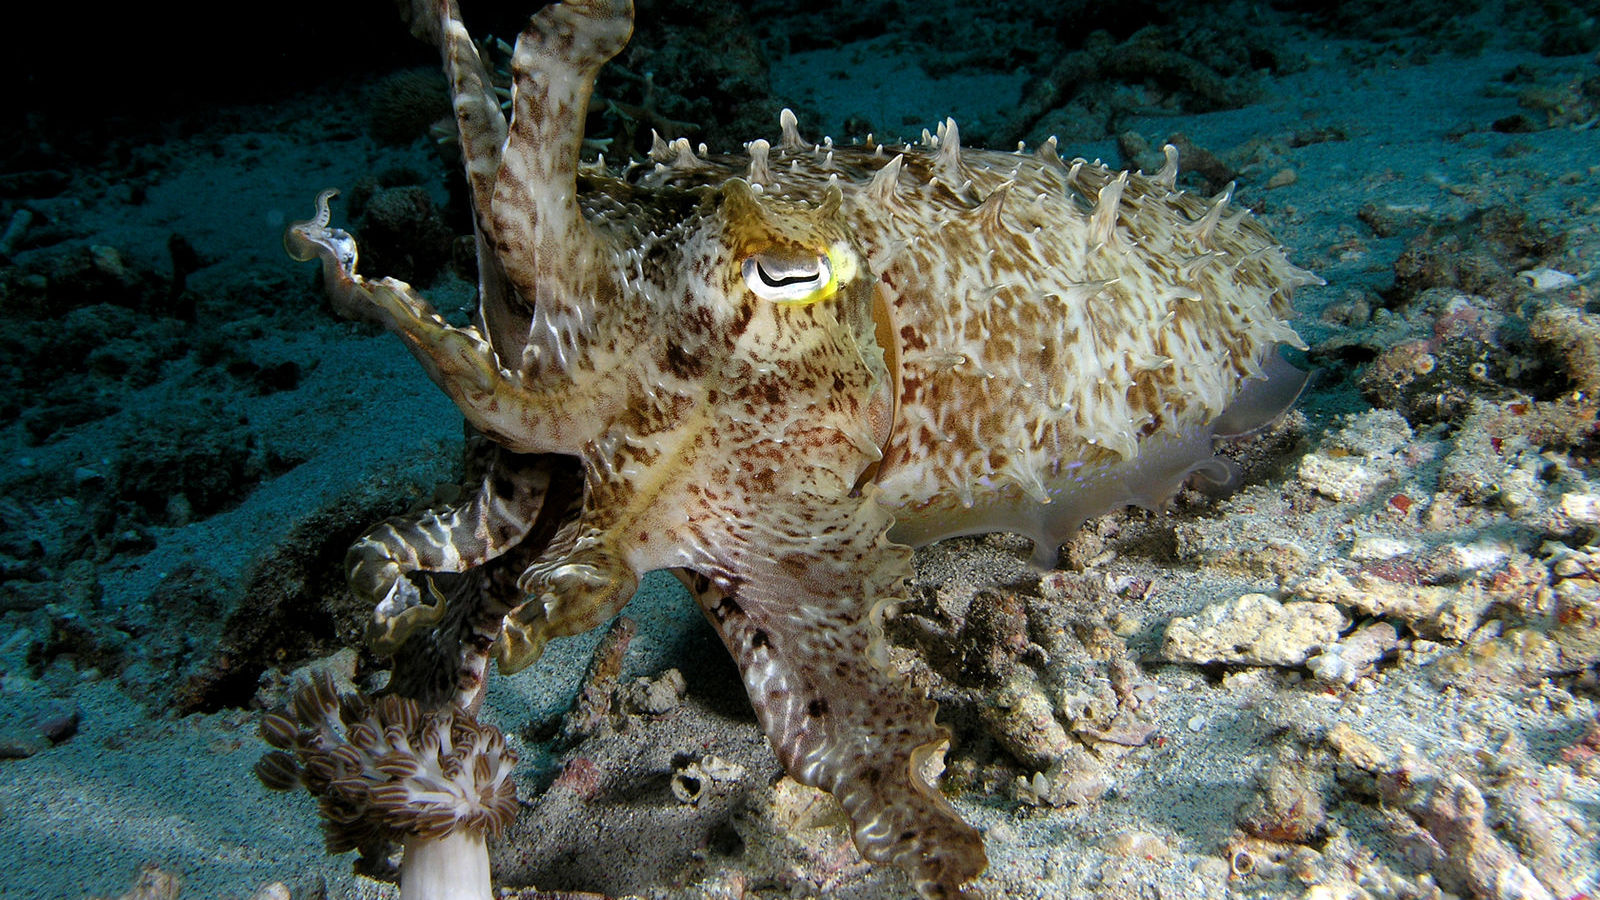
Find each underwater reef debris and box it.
[1353,290,1514,426]
[560,616,635,744]
[997,24,1273,146]
[281,0,1315,893]
[1294,408,1415,503]
[1011,746,1114,809]
[93,864,182,900]
[1306,620,1398,685]
[1292,566,1490,642]
[1530,304,1600,395]
[1315,194,1589,429]
[670,753,746,805]
[345,183,455,287]
[1429,550,1600,690]
[622,666,687,717]
[909,571,1151,809]
[1323,721,1595,900]
[1406,774,1555,900]
[0,692,79,758]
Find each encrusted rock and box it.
[1295,410,1423,501]
[1323,408,1416,457]
[671,754,747,805]
[1302,883,1377,900]
[1325,722,1388,773]
[1306,621,1398,684]
[1237,752,1328,843]
[1557,491,1600,527]
[624,667,688,716]
[1099,830,1171,859]
[1012,747,1112,808]
[1497,775,1594,899]
[1413,775,1555,900]
[1161,593,1347,666]
[982,667,1072,769]
[0,694,80,758]
[1348,533,1418,561]
[92,865,182,900]
[1529,304,1600,394]
[1292,566,1490,641]
[1296,454,1392,503]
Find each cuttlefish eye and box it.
[741,251,833,304]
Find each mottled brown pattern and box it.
[285,0,1314,894]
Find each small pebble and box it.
[1349,533,1415,561]
[1101,830,1171,859]
[1559,492,1600,526]
[1517,267,1578,290]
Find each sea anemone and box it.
[254,671,518,900]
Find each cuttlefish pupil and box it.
[741,242,860,305]
[742,251,831,301]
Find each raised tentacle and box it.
[400,0,546,376]
[490,0,634,374]
[399,0,506,235]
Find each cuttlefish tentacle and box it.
[676,488,988,898]
[401,0,545,376]
[346,440,580,652]
[385,455,582,713]
[284,192,607,453]
[491,0,634,373]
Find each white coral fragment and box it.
[1348,533,1417,561]
[1297,454,1391,503]
[671,754,747,804]
[1557,491,1600,527]
[1307,621,1398,684]
[1161,593,1347,666]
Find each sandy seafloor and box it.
[2,2,1599,899]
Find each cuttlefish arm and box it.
[489,0,633,331]
[491,421,679,674]
[346,442,581,653]
[383,453,583,712]
[398,0,506,234]
[284,191,604,453]
[498,460,989,892]
[400,0,548,376]
[677,490,988,899]
[495,489,637,674]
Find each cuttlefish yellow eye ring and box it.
[741,242,858,305]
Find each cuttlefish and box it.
[284,0,1313,893]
